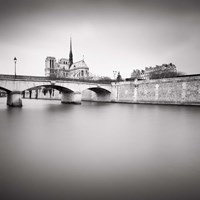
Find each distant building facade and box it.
[131,63,177,80]
[45,38,89,79]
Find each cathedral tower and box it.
[69,37,73,67]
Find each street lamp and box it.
[14,57,17,78]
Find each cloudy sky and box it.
[0,0,200,78]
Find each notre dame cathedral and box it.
[45,38,89,79]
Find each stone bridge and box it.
[0,74,116,107]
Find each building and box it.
[131,63,177,80]
[144,63,177,79]
[45,38,90,79]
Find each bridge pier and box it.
[82,90,111,102]
[61,91,81,104]
[7,91,22,107]
[95,93,111,102]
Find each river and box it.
[0,98,200,199]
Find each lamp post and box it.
[14,57,17,78]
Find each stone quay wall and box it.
[116,75,200,105]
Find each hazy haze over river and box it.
[1,98,200,199]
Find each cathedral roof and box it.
[59,58,69,61]
[71,60,89,69]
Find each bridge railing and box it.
[0,74,114,84]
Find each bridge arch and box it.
[82,87,111,102]
[22,84,74,93]
[87,87,111,94]
[0,86,12,93]
[23,84,82,104]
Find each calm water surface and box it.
[0,98,200,199]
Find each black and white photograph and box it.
[0,0,200,199]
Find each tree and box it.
[116,72,122,81]
[149,71,185,79]
[99,76,112,81]
[96,76,112,83]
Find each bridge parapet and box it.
[0,74,113,85]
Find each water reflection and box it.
[1,98,200,199]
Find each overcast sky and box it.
[0,0,200,78]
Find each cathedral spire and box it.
[69,37,73,67]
